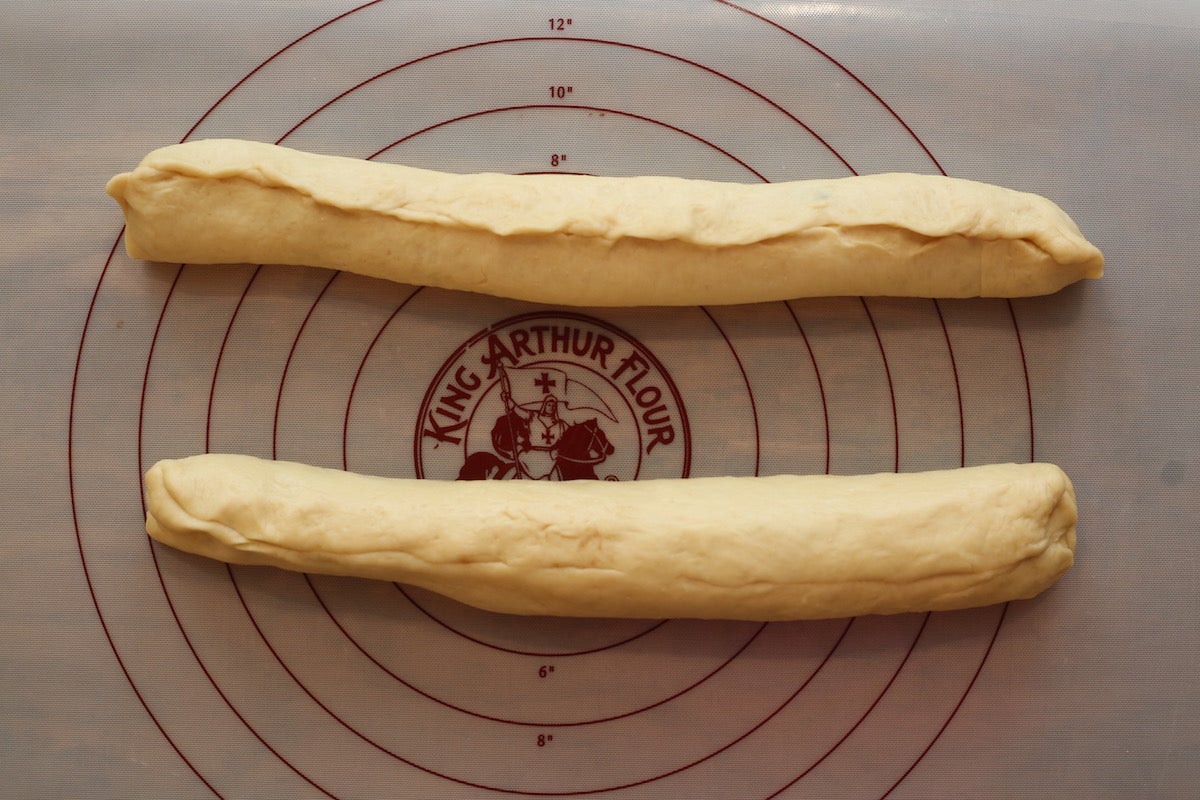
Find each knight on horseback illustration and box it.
[457,365,616,481]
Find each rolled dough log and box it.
[144,455,1076,620]
[106,139,1103,306]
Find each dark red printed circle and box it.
[415,311,692,483]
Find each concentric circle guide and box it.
[71,2,1036,796]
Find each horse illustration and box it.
[456,416,614,481]
[457,451,517,480]
[553,419,615,480]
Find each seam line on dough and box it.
[172,530,1059,586]
[156,166,1083,258]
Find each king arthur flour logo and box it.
[416,312,691,481]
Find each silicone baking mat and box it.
[3,1,1197,797]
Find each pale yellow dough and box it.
[107,139,1102,306]
[144,455,1076,620]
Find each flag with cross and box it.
[500,365,617,422]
